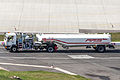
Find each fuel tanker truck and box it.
[3,32,120,53]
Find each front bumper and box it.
[5,46,11,50]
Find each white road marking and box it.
[0,67,9,71]
[54,67,77,75]
[0,62,77,75]
[68,55,94,59]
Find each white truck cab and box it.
[3,32,47,52]
[4,33,16,50]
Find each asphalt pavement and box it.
[0,46,120,80]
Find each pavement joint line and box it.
[0,62,77,75]
[0,57,120,60]
[0,57,70,59]
[95,57,120,59]
[0,52,9,53]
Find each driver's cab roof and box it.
[5,33,16,37]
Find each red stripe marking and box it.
[43,39,109,44]
[103,38,108,40]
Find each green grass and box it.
[110,33,120,42]
[0,35,4,41]
[0,70,90,80]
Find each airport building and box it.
[0,0,120,33]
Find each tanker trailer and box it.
[36,33,112,53]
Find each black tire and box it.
[35,47,39,50]
[47,46,54,53]
[10,46,17,52]
[39,48,44,51]
[96,45,106,53]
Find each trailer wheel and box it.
[10,46,17,52]
[96,45,106,53]
[35,47,39,50]
[39,48,43,51]
[47,46,54,53]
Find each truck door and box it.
[7,35,16,46]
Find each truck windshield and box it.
[7,36,14,42]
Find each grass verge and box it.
[0,35,4,41]
[110,33,120,42]
[0,70,90,80]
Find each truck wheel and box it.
[96,45,106,53]
[35,47,38,50]
[11,47,17,52]
[47,46,54,53]
[39,48,43,51]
